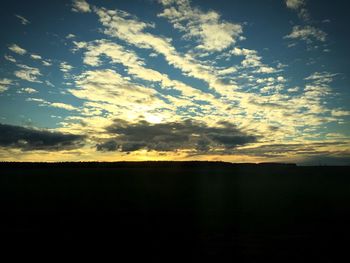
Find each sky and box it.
[0,0,350,164]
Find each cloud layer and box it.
[0,123,85,151]
[97,119,257,153]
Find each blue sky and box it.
[0,0,349,164]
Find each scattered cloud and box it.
[72,0,91,13]
[285,0,309,21]
[69,69,163,113]
[42,60,52,66]
[50,102,77,111]
[14,64,42,83]
[8,44,27,55]
[285,25,327,43]
[60,62,73,72]
[331,109,350,117]
[0,78,13,93]
[30,54,42,60]
[26,97,77,111]
[158,0,243,52]
[4,55,17,63]
[66,33,76,39]
[285,0,305,10]
[15,14,30,25]
[18,87,38,94]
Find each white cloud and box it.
[93,7,241,97]
[30,54,42,60]
[60,62,73,72]
[72,0,91,13]
[285,25,327,43]
[64,1,347,154]
[70,69,159,108]
[158,0,243,52]
[50,102,77,111]
[18,87,38,94]
[26,98,77,111]
[8,44,27,55]
[4,55,16,63]
[287,87,299,93]
[0,78,12,93]
[331,110,350,117]
[15,14,30,25]
[14,64,42,83]
[66,34,76,39]
[285,0,305,10]
[42,60,52,67]
[285,0,309,21]
[230,47,256,56]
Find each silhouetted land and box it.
[1,162,349,262]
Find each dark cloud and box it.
[299,153,350,166]
[0,123,85,151]
[96,119,257,153]
[235,142,349,159]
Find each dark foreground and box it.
[1,162,350,262]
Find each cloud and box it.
[0,78,12,93]
[42,60,52,67]
[331,110,350,117]
[93,6,244,98]
[236,141,350,158]
[70,69,159,106]
[14,64,42,83]
[230,47,277,73]
[0,123,85,151]
[30,54,42,60]
[285,0,309,21]
[285,0,305,10]
[60,62,73,72]
[26,97,77,111]
[72,0,91,13]
[305,71,337,82]
[97,119,257,153]
[18,87,38,94]
[66,34,76,39]
[74,39,218,106]
[158,0,243,52]
[299,153,350,166]
[4,55,16,63]
[285,25,327,43]
[8,44,27,55]
[15,14,30,25]
[50,102,77,111]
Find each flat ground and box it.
[1,162,349,262]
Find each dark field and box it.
[1,162,350,262]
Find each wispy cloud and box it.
[15,14,30,25]
[26,97,78,111]
[285,25,327,43]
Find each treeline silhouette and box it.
[0,160,297,169]
[1,160,349,262]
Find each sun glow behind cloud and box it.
[0,0,349,164]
